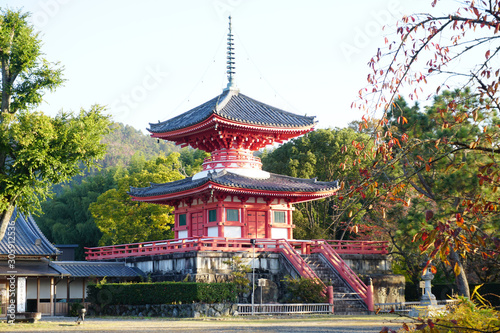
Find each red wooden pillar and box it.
[265,207,272,238]
[366,278,374,312]
[218,204,225,237]
[287,206,293,239]
[327,286,334,313]
[241,205,247,239]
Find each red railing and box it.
[276,240,324,285]
[85,237,323,286]
[85,238,389,260]
[86,237,285,260]
[325,240,389,255]
[310,240,374,311]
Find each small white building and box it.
[0,210,144,316]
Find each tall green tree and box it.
[351,0,500,298]
[37,169,118,259]
[90,153,185,245]
[262,128,373,240]
[384,91,500,296]
[0,9,110,239]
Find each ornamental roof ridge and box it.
[215,88,238,112]
[148,90,316,135]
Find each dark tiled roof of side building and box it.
[129,170,339,198]
[148,90,316,134]
[0,209,60,257]
[50,261,145,278]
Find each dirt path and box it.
[0,315,409,332]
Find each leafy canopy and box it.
[90,153,185,245]
[0,8,110,239]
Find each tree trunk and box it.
[0,204,15,240]
[450,249,470,298]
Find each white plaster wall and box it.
[70,279,84,299]
[271,228,288,239]
[157,260,173,272]
[55,280,67,299]
[39,279,51,299]
[178,230,188,239]
[26,278,37,299]
[224,226,241,238]
[207,226,219,237]
[136,261,153,273]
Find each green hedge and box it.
[87,282,238,306]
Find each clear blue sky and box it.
[6,0,458,133]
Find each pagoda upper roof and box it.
[148,89,316,135]
[129,169,338,204]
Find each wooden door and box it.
[191,212,204,237]
[247,211,266,238]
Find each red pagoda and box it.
[128,17,339,241]
[85,19,395,313]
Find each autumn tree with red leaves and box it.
[350,0,500,297]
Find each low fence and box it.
[375,300,460,314]
[237,303,334,315]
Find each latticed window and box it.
[179,214,187,226]
[274,211,286,223]
[208,209,217,222]
[226,209,239,222]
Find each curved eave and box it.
[150,114,315,139]
[130,181,338,204]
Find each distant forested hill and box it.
[100,122,179,168]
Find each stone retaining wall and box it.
[89,303,237,318]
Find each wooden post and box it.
[49,278,54,316]
[82,278,86,303]
[36,277,40,313]
[327,286,334,313]
[66,278,70,303]
[366,277,374,312]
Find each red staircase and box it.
[310,240,374,312]
[276,239,325,286]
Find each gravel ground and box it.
[0,315,409,333]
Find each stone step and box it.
[300,253,368,313]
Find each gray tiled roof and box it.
[148,90,316,134]
[51,261,145,278]
[0,260,66,276]
[129,170,338,198]
[0,209,60,257]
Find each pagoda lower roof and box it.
[148,89,316,135]
[128,170,338,203]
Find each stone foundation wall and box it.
[340,254,392,275]
[371,274,406,304]
[89,303,237,318]
[109,251,404,304]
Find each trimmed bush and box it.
[87,282,238,306]
[282,276,328,303]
